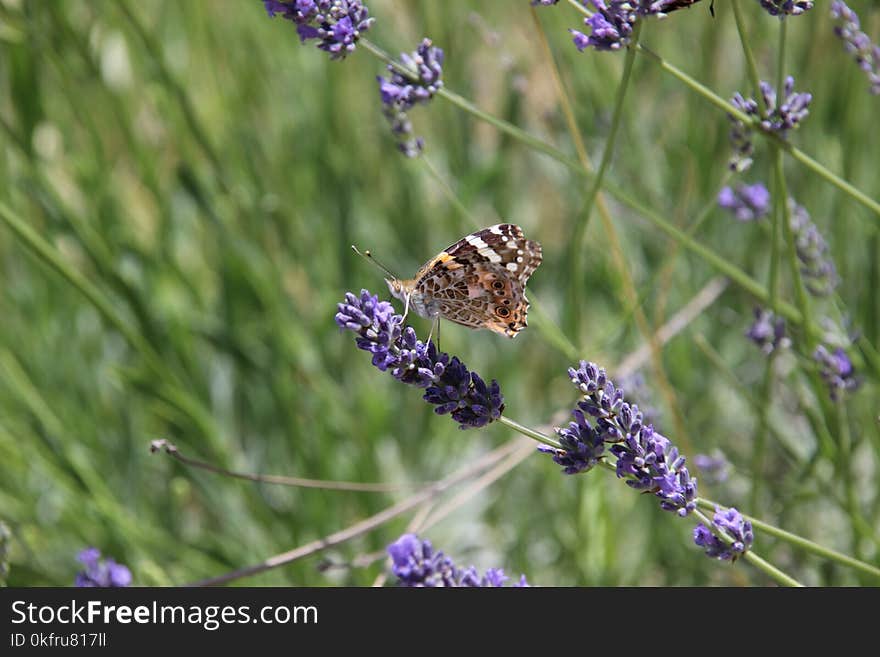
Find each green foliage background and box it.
[1,0,877,586]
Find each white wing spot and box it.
[506,262,518,272]
[479,247,502,263]
[516,256,523,263]
[466,235,489,250]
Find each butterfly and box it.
[383,224,543,338]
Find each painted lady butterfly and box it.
[385,224,542,338]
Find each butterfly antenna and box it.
[351,244,399,280]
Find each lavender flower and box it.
[831,1,880,95]
[543,361,697,516]
[571,1,636,52]
[569,1,706,52]
[746,307,789,355]
[262,0,374,60]
[718,183,771,222]
[336,290,504,429]
[728,77,812,170]
[693,451,731,484]
[694,506,754,561]
[74,548,131,587]
[538,408,605,474]
[377,38,444,157]
[789,200,839,297]
[387,534,529,587]
[814,345,860,401]
[758,1,813,16]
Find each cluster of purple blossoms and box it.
[74,548,131,587]
[387,534,529,587]
[336,290,504,428]
[262,0,374,60]
[540,361,697,517]
[566,1,694,53]
[788,200,840,297]
[694,506,754,561]
[717,183,771,222]
[813,345,860,401]
[831,2,880,96]
[746,307,789,355]
[377,39,444,157]
[757,0,813,17]
[728,77,812,171]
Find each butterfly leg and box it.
[426,316,440,350]
[436,317,441,351]
[402,291,411,322]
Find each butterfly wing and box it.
[413,224,542,338]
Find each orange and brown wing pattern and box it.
[413,224,542,338]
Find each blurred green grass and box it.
[0,0,877,586]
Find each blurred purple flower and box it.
[694,506,754,561]
[728,77,811,170]
[616,371,661,426]
[831,1,880,95]
[758,1,813,17]
[718,183,771,222]
[336,290,504,428]
[789,200,840,297]
[376,38,444,157]
[814,345,860,401]
[74,548,131,587]
[262,0,374,60]
[746,307,789,355]
[693,451,731,484]
[388,534,530,587]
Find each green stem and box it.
[782,142,880,218]
[742,549,804,587]
[420,155,479,231]
[497,415,561,449]
[730,0,764,108]
[776,16,788,93]
[635,44,751,123]
[836,401,863,560]
[568,21,642,336]
[774,148,814,347]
